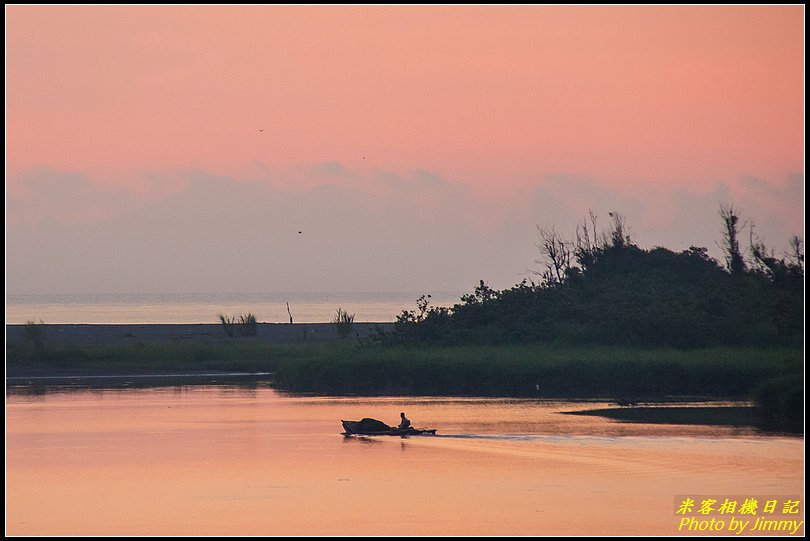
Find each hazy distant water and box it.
[6,292,463,324]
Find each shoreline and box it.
[5,322,396,345]
[7,325,803,433]
[6,369,277,392]
[6,374,796,435]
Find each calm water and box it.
[6,292,462,324]
[6,387,804,536]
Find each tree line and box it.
[381,205,803,348]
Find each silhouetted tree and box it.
[788,235,804,273]
[607,211,632,249]
[575,209,600,269]
[385,207,802,348]
[720,204,746,275]
[535,225,573,285]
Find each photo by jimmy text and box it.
[675,496,804,535]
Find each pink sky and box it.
[5,5,805,294]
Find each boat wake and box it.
[430,433,634,445]
[433,433,551,442]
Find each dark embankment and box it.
[274,344,800,433]
[9,333,801,427]
[564,404,803,435]
[565,406,761,426]
[268,343,801,398]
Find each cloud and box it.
[526,173,803,263]
[6,166,804,295]
[6,166,523,294]
[530,173,646,240]
[7,168,131,227]
[313,161,348,177]
[376,168,452,191]
[733,173,804,236]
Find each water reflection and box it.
[7,373,275,397]
[7,383,795,437]
[6,387,804,536]
[342,435,383,445]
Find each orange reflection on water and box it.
[6,389,804,535]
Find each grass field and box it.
[8,338,801,398]
[9,337,802,432]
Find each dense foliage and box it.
[383,210,804,349]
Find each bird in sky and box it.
[259,129,264,133]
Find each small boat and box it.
[341,418,437,437]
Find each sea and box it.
[5,291,464,325]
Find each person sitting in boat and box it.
[398,412,411,430]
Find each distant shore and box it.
[6,322,393,380]
[5,322,396,346]
[5,325,803,433]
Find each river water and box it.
[6,386,804,536]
